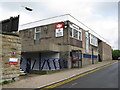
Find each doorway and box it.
[70,50,82,68]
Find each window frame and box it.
[90,34,98,47]
[34,27,41,40]
[69,24,82,41]
[69,27,73,37]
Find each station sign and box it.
[55,23,64,37]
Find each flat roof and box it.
[19,14,110,45]
[19,14,89,30]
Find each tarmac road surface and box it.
[45,61,119,89]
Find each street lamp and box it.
[21,6,33,11]
[25,7,33,11]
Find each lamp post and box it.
[21,6,33,11]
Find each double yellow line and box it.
[40,62,115,89]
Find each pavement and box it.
[2,60,117,89]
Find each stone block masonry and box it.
[0,32,21,82]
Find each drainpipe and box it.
[92,48,94,64]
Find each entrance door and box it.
[70,50,82,68]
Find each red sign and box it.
[9,58,18,65]
[9,62,18,65]
[56,23,64,29]
[55,23,64,37]
[72,59,78,61]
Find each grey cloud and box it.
[92,2,118,18]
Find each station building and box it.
[19,14,112,72]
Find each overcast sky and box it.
[0,0,119,50]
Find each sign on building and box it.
[55,23,64,37]
[90,34,98,47]
[9,58,18,65]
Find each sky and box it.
[119,1,120,50]
[0,0,119,50]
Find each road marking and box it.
[68,83,78,88]
[72,83,77,86]
[40,62,116,89]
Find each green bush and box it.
[1,80,14,85]
[112,50,120,60]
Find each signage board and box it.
[9,58,18,65]
[55,23,64,37]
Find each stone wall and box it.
[98,41,112,61]
[1,33,21,82]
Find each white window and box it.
[78,31,81,40]
[75,30,78,39]
[69,27,73,37]
[34,27,41,40]
[90,34,98,47]
[73,29,75,38]
[69,24,82,41]
[73,29,78,39]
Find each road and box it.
[49,61,119,88]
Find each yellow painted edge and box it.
[19,73,27,76]
[40,62,114,89]
[71,83,77,86]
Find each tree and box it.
[112,50,120,60]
